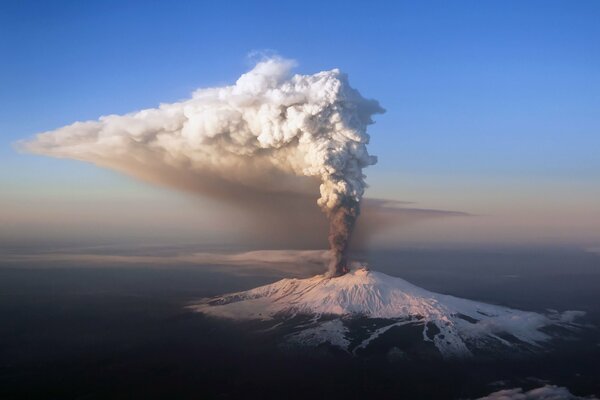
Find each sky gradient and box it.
[1,0,599,250]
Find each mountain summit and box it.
[191,266,583,357]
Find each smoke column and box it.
[20,57,384,276]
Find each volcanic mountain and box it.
[191,266,584,357]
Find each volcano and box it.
[190,266,584,357]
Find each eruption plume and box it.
[20,57,384,276]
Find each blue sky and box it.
[1,0,599,248]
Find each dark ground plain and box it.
[1,246,599,399]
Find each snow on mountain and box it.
[190,266,584,357]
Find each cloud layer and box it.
[476,385,598,400]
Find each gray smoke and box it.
[20,57,384,276]
[326,198,360,275]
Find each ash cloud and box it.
[20,57,384,275]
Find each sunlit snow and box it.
[191,266,584,357]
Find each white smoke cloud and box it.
[476,385,598,400]
[20,57,384,275]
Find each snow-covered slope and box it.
[190,267,584,357]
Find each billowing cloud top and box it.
[21,58,383,208]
